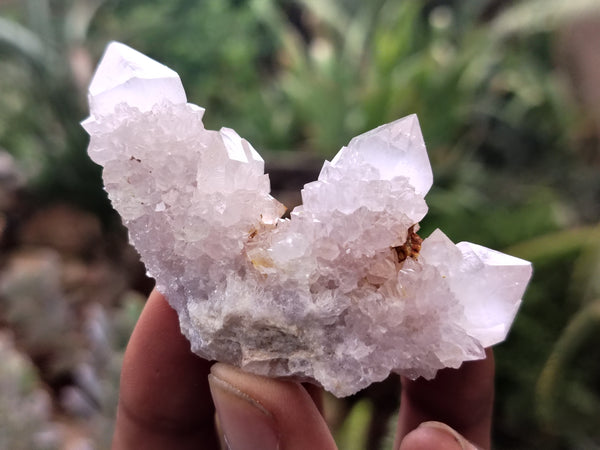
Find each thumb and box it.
[399,422,481,450]
[208,363,337,450]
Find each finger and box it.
[209,363,337,450]
[302,382,324,414]
[113,289,219,450]
[399,422,480,450]
[395,348,494,450]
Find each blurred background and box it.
[0,0,599,448]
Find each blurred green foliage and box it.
[0,331,59,449]
[1,0,600,448]
[0,0,109,215]
[335,398,374,450]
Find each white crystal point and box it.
[86,41,186,119]
[421,229,533,348]
[454,242,532,346]
[329,114,433,196]
[84,42,533,397]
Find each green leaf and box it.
[0,17,47,73]
[335,399,373,450]
[505,225,600,264]
[536,299,600,427]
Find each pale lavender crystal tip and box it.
[87,41,186,119]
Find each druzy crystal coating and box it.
[84,42,532,397]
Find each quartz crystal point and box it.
[84,42,533,397]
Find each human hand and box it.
[113,289,494,449]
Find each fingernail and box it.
[209,371,280,450]
[418,421,471,450]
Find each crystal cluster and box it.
[83,42,532,397]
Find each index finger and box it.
[113,289,219,450]
[395,348,495,449]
